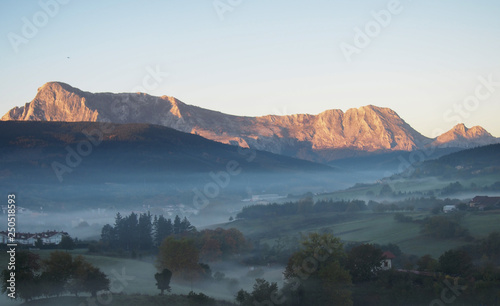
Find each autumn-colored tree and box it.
[283,233,352,306]
[40,251,74,297]
[157,237,202,282]
[417,254,439,272]
[68,255,110,297]
[196,228,247,262]
[200,237,223,262]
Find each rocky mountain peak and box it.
[2,82,498,161]
[432,123,497,148]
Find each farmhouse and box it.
[443,205,457,213]
[0,230,68,246]
[469,196,500,210]
[381,251,396,270]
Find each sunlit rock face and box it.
[3,82,497,162]
[431,123,498,148]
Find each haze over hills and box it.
[2,82,498,162]
[0,121,329,184]
[0,121,339,213]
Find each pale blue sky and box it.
[1,0,499,137]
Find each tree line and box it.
[237,198,368,219]
[99,212,195,252]
[1,251,109,302]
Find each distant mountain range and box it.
[2,82,498,162]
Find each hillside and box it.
[5,82,497,162]
[0,121,338,212]
[0,121,330,183]
[403,143,500,179]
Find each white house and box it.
[381,251,396,270]
[0,231,68,245]
[39,231,67,244]
[443,205,457,213]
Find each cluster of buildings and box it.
[0,230,68,246]
[443,196,500,213]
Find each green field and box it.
[221,210,500,258]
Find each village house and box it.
[443,205,457,213]
[469,196,500,210]
[0,230,68,246]
[381,251,396,270]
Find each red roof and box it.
[382,251,396,259]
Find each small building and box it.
[38,231,68,245]
[443,205,457,213]
[381,251,396,270]
[0,230,68,245]
[469,196,500,210]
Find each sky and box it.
[1,0,499,137]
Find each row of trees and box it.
[237,198,368,219]
[1,251,109,302]
[100,212,195,251]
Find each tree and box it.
[41,251,74,297]
[283,233,352,305]
[101,224,116,248]
[439,249,473,276]
[417,254,438,272]
[83,265,110,297]
[173,215,182,234]
[236,279,280,306]
[379,184,394,197]
[155,268,172,295]
[138,212,153,250]
[346,244,384,283]
[125,212,139,250]
[1,251,41,301]
[59,235,75,250]
[421,216,469,239]
[180,216,196,233]
[114,212,126,249]
[157,237,202,282]
[154,215,173,246]
[67,255,109,297]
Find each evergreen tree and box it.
[114,212,126,249]
[180,216,196,233]
[101,224,116,248]
[173,215,182,235]
[138,212,153,250]
[125,212,139,250]
[154,215,173,246]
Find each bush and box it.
[187,291,216,306]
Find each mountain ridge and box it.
[2,82,498,162]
